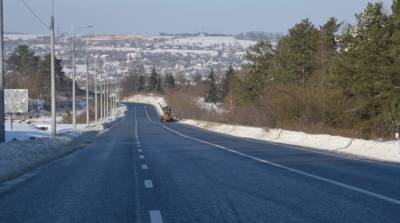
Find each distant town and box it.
[3,32,281,87]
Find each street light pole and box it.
[100,73,103,122]
[72,25,94,129]
[0,0,5,143]
[94,68,98,124]
[72,29,76,129]
[86,57,89,127]
[50,8,56,138]
[106,79,109,120]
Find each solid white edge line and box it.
[144,179,154,189]
[149,210,163,223]
[160,124,400,206]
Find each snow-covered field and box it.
[5,34,48,41]
[164,36,256,49]
[129,94,400,163]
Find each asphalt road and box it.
[0,103,400,223]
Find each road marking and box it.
[137,145,141,147]
[141,164,148,170]
[144,106,152,121]
[134,107,138,138]
[139,155,144,159]
[144,180,154,189]
[161,124,400,206]
[149,210,163,223]
[138,149,143,153]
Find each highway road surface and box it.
[0,103,400,223]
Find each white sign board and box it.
[5,89,29,113]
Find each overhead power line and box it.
[20,0,49,29]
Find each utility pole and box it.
[0,0,4,143]
[112,82,115,119]
[113,82,116,119]
[72,25,94,129]
[100,73,103,122]
[94,69,98,124]
[50,2,56,138]
[72,28,76,130]
[86,57,89,127]
[106,79,109,120]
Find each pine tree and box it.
[164,73,175,89]
[318,17,341,82]
[137,75,145,92]
[7,45,40,95]
[205,69,219,103]
[148,67,158,92]
[274,19,320,86]
[334,2,393,134]
[156,76,163,92]
[220,65,234,100]
[240,40,275,104]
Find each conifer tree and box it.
[205,69,219,103]
[148,67,158,92]
[137,75,145,92]
[220,65,234,100]
[164,73,176,89]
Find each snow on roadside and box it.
[0,106,127,182]
[127,94,400,163]
[181,119,400,163]
[0,132,82,182]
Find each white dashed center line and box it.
[141,164,148,170]
[138,149,143,153]
[144,180,154,189]
[149,210,163,223]
[139,155,144,159]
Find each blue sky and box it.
[5,0,393,35]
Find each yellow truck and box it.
[160,106,174,122]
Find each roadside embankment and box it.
[126,94,400,163]
[180,119,400,163]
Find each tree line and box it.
[168,1,400,139]
[6,45,73,109]
[217,1,400,138]
[121,67,176,97]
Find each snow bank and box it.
[180,119,400,163]
[0,131,87,182]
[125,94,400,163]
[0,106,127,182]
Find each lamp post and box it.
[100,73,103,122]
[86,57,89,127]
[94,68,98,124]
[72,25,94,129]
[0,0,5,143]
